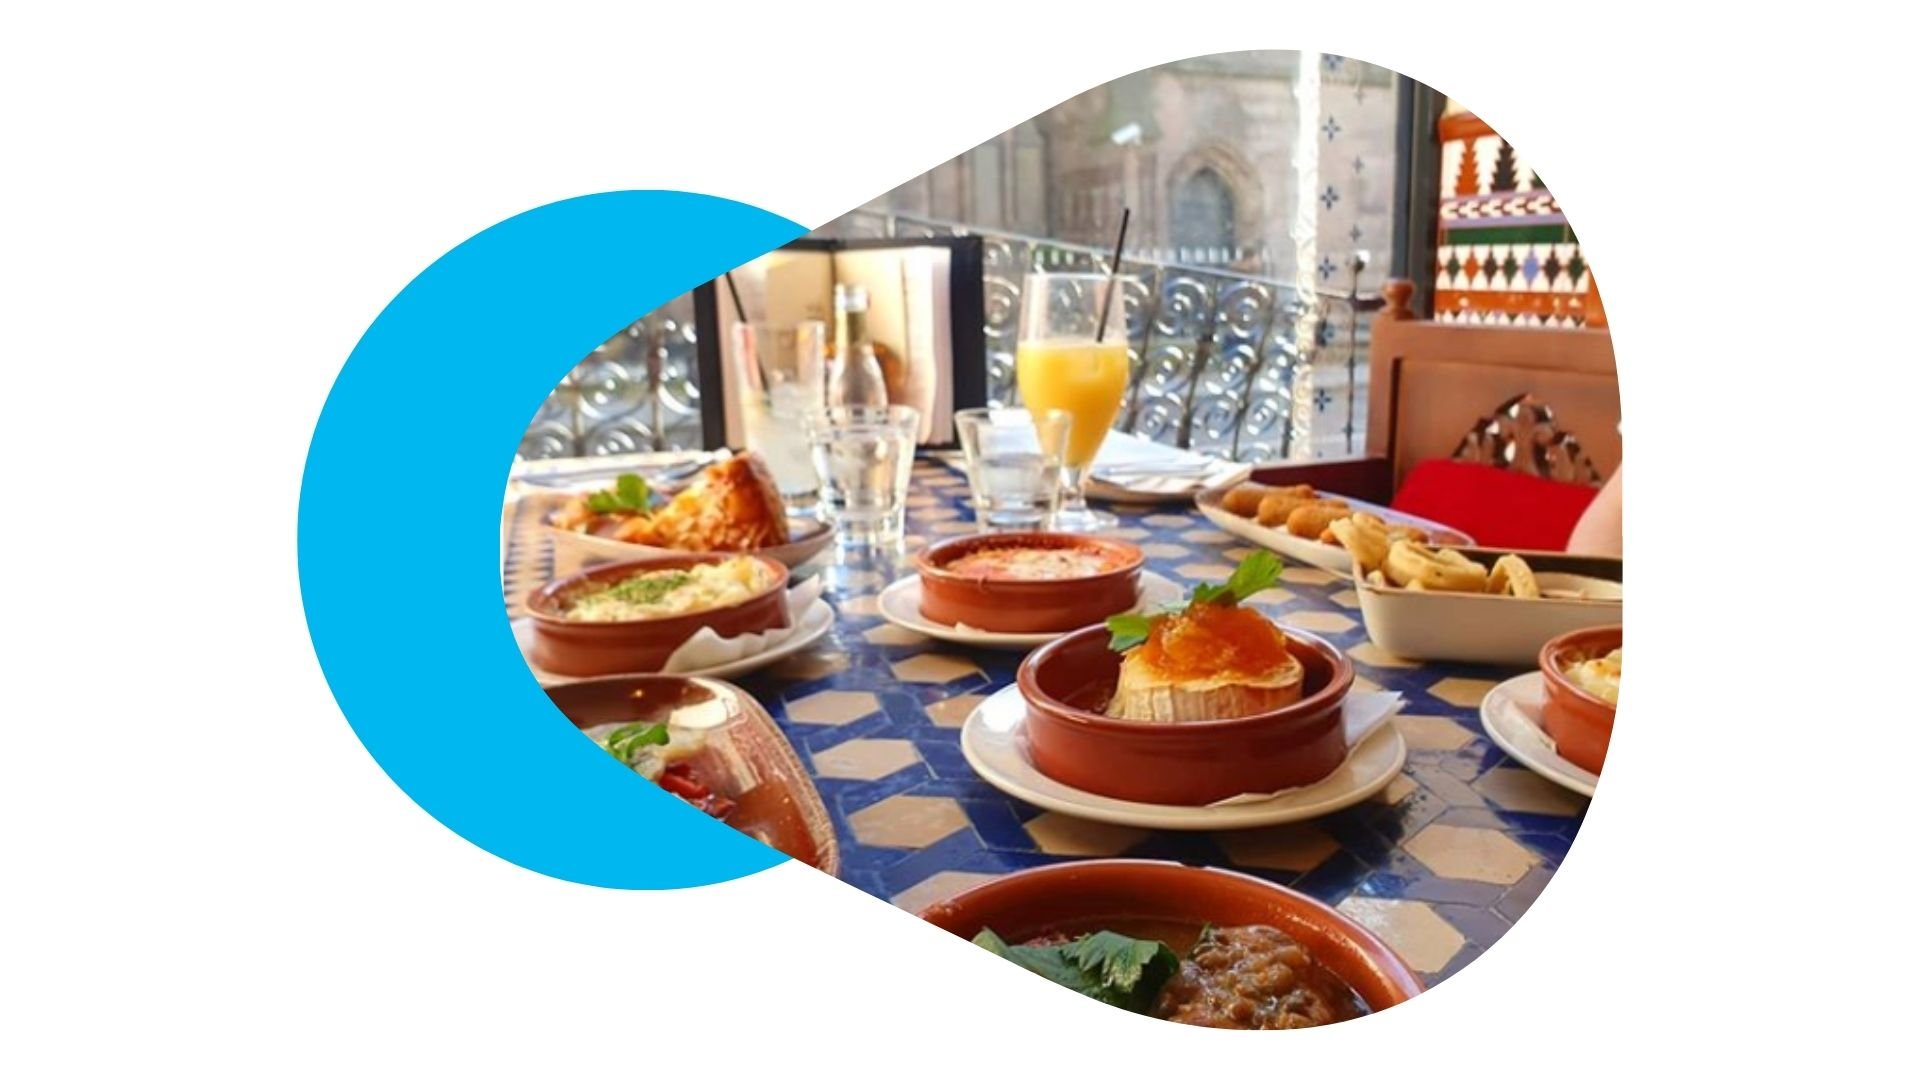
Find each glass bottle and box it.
[828,284,889,408]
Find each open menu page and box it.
[715,244,958,447]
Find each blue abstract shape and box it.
[299,191,806,889]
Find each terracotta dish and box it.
[1017,624,1354,805]
[1538,624,1621,775]
[526,554,789,677]
[920,860,1421,1014]
[914,532,1144,634]
[545,675,839,875]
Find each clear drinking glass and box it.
[955,407,1070,531]
[735,320,827,515]
[1014,271,1136,532]
[807,404,919,548]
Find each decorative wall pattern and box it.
[1304,53,1389,457]
[1433,110,1596,327]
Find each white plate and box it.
[959,685,1408,829]
[542,516,836,574]
[1194,486,1474,576]
[876,571,1185,650]
[510,599,836,688]
[1480,672,1598,798]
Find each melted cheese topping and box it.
[1562,648,1621,706]
[944,545,1123,581]
[562,558,775,622]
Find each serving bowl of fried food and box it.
[1332,512,1623,665]
[542,452,834,572]
[1196,481,1473,575]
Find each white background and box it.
[4,2,1914,1074]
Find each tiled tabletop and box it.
[502,455,1589,984]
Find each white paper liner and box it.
[1204,691,1406,806]
[657,576,828,672]
[1508,697,1563,757]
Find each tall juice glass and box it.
[1015,271,1135,532]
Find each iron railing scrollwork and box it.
[517,295,704,460]
[519,215,1377,463]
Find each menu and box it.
[703,237,980,448]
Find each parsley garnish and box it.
[973,929,1181,1013]
[603,722,670,765]
[1106,613,1155,652]
[1105,550,1285,652]
[584,473,653,515]
[596,570,691,608]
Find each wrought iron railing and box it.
[517,293,705,460]
[832,211,1376,462]
[520,216,1378,462]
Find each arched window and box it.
[1170,167,1236,261]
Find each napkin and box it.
[658,575,828,672]
[1205,691,1406,807]
[1086,431,1254,500]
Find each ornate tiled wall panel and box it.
[1433,111,1597,327]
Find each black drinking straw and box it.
[1094,207,1131,343]
[723,271,748,324]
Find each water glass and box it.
[955,407,1070,531]
[735,320,827,514]
[808,405,919,548]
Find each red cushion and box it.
[1390,459,1597,552]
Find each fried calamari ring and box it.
[1383,540,1489,593]
[1486,554,1541,598]
[1327,512,1392,576]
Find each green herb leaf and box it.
[1106,613,1154,652]
[972,928,1015,957]
[1107,551,1287,653]
[1218,549,1285,604]
[971,928,1181,1014]
[585,473,654,515]
[1058,932,1182,1010]
[603,722,670,765]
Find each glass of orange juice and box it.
[1015,270,1135,532]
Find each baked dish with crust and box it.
[550,453,789,552]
